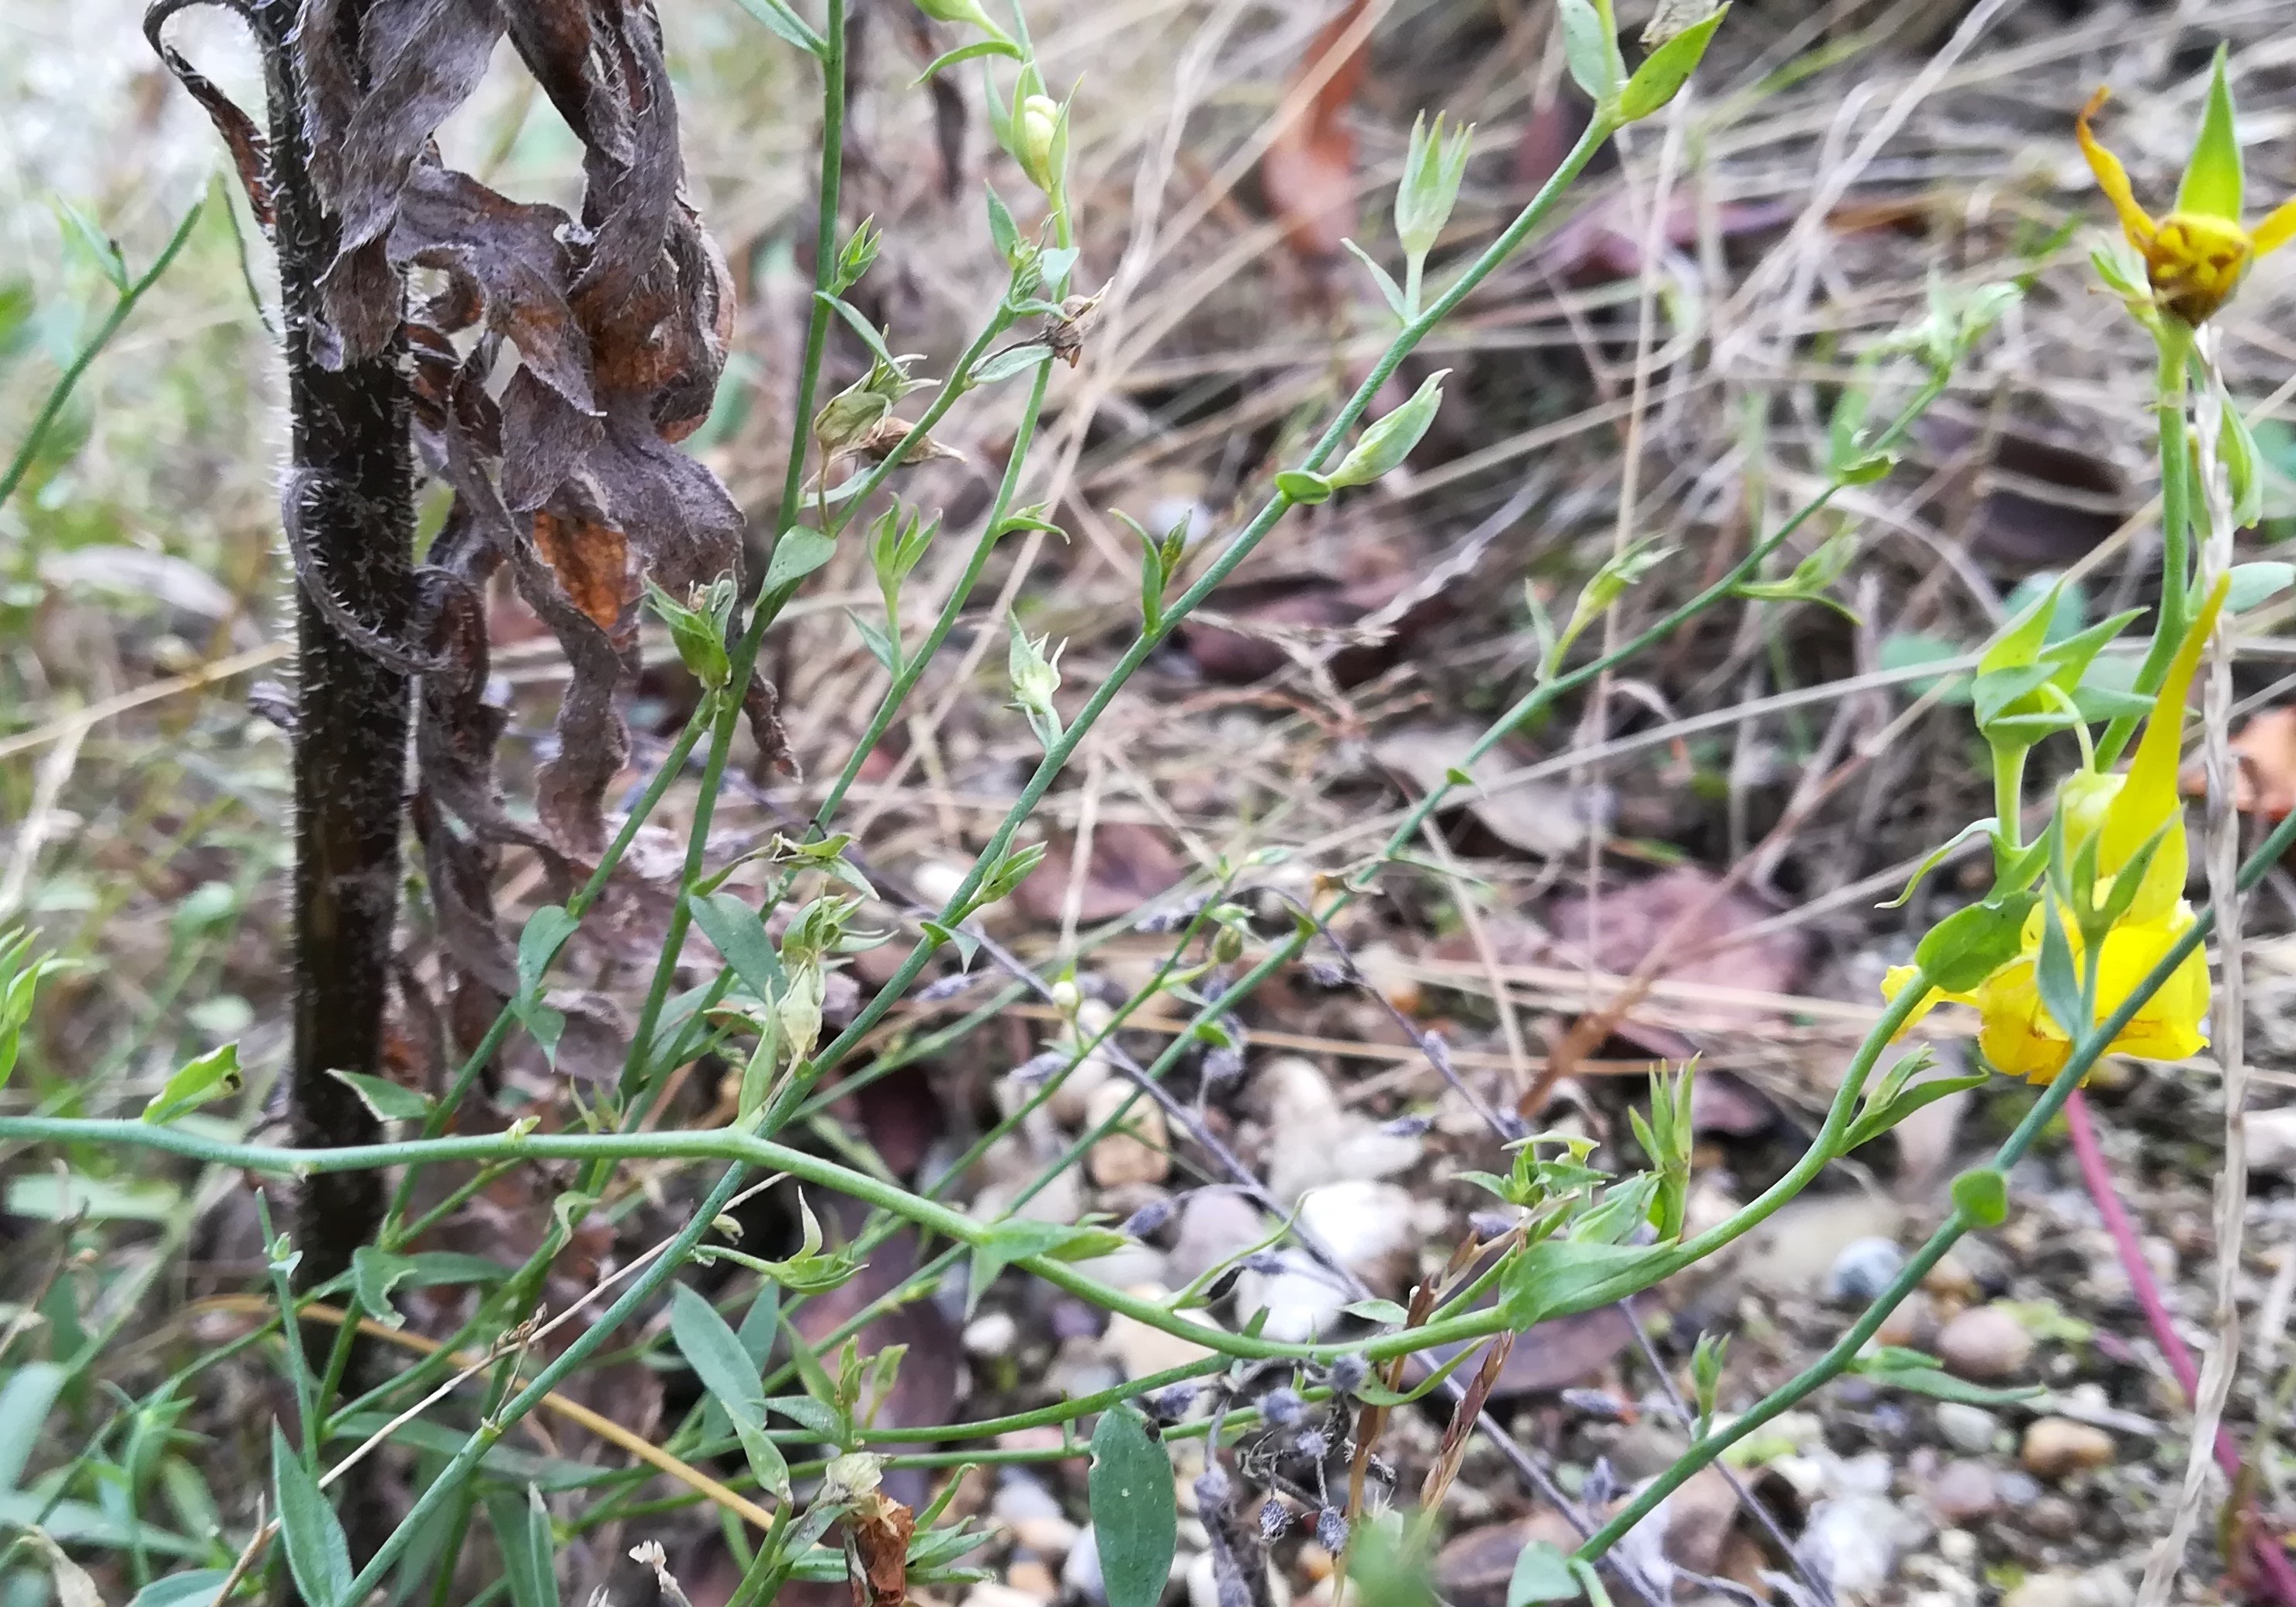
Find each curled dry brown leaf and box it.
[156,0,757,1030]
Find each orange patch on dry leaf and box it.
[532,509,634,635]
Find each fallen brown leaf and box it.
[2185,706,2296,822]
[1258,0,1370,265]
[1016,820,1188,925]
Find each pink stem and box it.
[2065,1089,2296,1605]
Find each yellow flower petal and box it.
[1881,965,1976,1039]
[2101,573,2227,921]
[2252,195,2296,258]
[1971,959,2071,1083]
[2077,88,2158,253]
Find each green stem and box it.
[0,199,204,512]
[617,0,850,1105]
[1993,741,2028,868]
[0,1114,1501,1368]
[336,1165,752,1603]
[807,353,1054,833]
[1576,793,2296,1563]
[799,113,1621,1087]
[2099,320,2196,769]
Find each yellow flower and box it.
[1884,907,2207,1085]
[2077,51,2296,325]
[1884,577,2226,1083]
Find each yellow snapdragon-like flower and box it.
[1884,579,2226,1084]
[2076,51,2296,326]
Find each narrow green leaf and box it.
[125,1571,231,1607]
[486,1484,561,1607]
[350,1247,507,1329]
[1844,1071,1990,1153]
[915,36,1023,83]
[1339,238,1409,321]
[670,1284,791,1498]
[2225,560,2295,614]
[690,892,785,1002]
[327,1068,431,1124]
[728,0,826,55]
[972,343,1052,386]
[1615,5,1727,123]
[140,1041,243,1124]
[517,906,577,998]
[812,294,902,371]
[54,199,129,290]
[1911,894,2035,993]
[1497,1238,1666,1329]
[985,185,1020,263]
[764,525,839,594]
[1089,1404,1177,1607]
[0,1363,67,1491]
[1853,1354,2041,1406]
[1558,0,1622,106]
[1508,1539,1581,1605]
[272,1423,353,1607]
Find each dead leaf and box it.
[146,0,274,228]
[846,1491,916,1607]
[1435,1511,1584,1607]
[1015,821,1188,924]
[1176,572,1440,685]
[2184,706,2296,822]
[1259,0,1370,265]
[1409,1304,1635,1401]
[1546,866,1810,1058]
[294,0,739,874]
[1372,724,1600,859]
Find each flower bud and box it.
[812,379,891,450]
[1009,618,1066,739]
[777,961,825,1063]
[1326,369,1448,490]
[1394,113,1473,264]
[912,0,1006,34]
[1016,94,1065,194]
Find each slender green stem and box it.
[1576,793,2296,1562]
[338,1165,753,1603]
[0,198,204,512]
[1362,368,1951,874]
[807,355,1054,835]
[618,0,850,1105]
[801,113,1621,1088]
[1993,741,2028,864]
[0,1115,1501,1367]
[2099,320,2196,769]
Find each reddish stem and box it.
[2065,1089,2296,1605]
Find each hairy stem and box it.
[258,0,413,1325]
